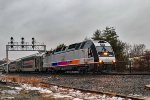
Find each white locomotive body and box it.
[43,40,116,72]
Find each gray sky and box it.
[0,0,150,60]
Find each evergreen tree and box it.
[91,29,103,40]
[56,43,66,49]
[55,43,66,52]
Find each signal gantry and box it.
[6,37,46,72]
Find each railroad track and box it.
[39,81,146,100]
[6,71,150,76]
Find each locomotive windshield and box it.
[96,46,114,57]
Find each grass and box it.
[0,74,53,89]
[0,86,13,90]
[1,75,41,83]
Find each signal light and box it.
[11,45,13,48]
[21,37,25,48]
[10,41,13,44]
[10,37,14,44]
[32,45,34,49]
[10,37,13,40]
[32,41,34,45]
[32,37,35,49]
[21,41,24,44]
[21,37,24,40]
[10,37,14,48]
[21,37,24,44]
[32,37,35,44]
[10,37,14,41]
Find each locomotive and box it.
[43,40,116,72]
[1,40,116,73]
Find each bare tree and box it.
[130,44,145,57]
[144,50,150,71]
[124,43,132,57]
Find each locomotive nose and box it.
[99,57,116,64]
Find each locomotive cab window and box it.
[88,48,93,57]
[80,41,86,49]
[67,43,76,50]
[61,46,67,51]
[75,43,81,50]
[96,46,114,57]
[52,50,55,54]
[55,47,63,53]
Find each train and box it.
[0,40,116,73]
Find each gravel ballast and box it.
[47,75,150,97]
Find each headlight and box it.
[99,60,103,64]
[103,52,108,56]
[112,59,116,63]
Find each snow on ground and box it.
[1,82,128,100]
[21,84,52,94]
[0,81,130,100]
[1,89,19,94]
[146,84,150,87]
[18,83,127,100]
[0,95,15,100]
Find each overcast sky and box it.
[0,0,150,60]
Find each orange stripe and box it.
[70,59,80,65]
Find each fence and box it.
[114,61,150,74]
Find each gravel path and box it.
[47,75,150,97]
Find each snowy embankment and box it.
[11,83,127,100]
[0,81,128,100]
[0,74,137,100]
